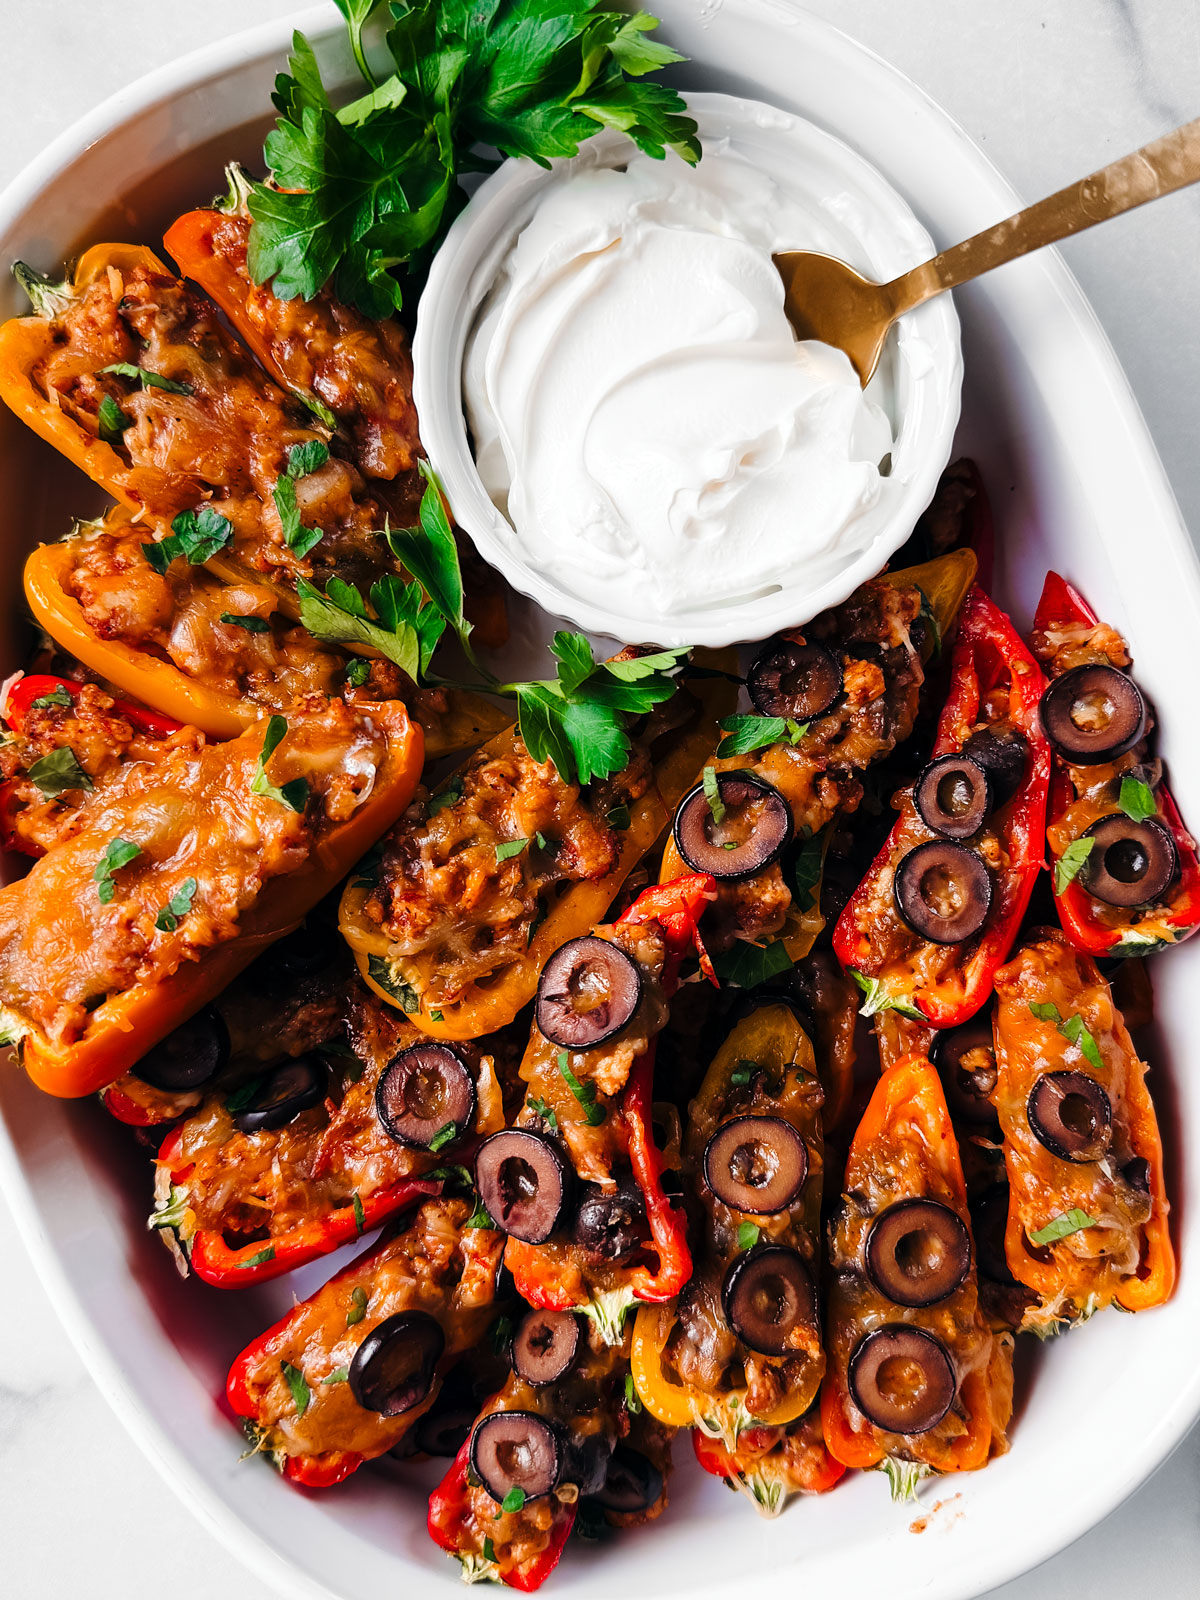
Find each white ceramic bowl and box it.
[414,92,963,648]
[1,6,1199,1600]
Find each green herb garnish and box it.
[142,506,234,574]
[557,1051,606,1126]
[1118,774,1157,823]
[717,714,810,757]
[429,1122,458,1153]
[729,1061,757,1088]
[251,715,310,813]
[711,940,793,990]
[500,1486,526,1515]
[737,1222,760,1251]
[155,876,197,933]
[1029,1209,1098,1246]
[624,1372,642,1415]
[606,804,631,831]
[322,1367,350,1385]
[345,657,372,688]
[849,970,927,1022]
[97,392,131,442]
[367,954,420,1011]
[220,613,272,633]
[702,765,725,825]
[1054,836,1095,895]
[100,361,191,395]
[352,1191,366,1234]
[528,1096,558,1132]
[789,826,824,914]
[281,1360,311,1417]
[28,746,92,798]
[238,1245,276,1270]
[93,837,141,904]
[1028,1001,1104,1073]
[30,687,73,710]
[495,837,528,864]
[347,1285,368,1325]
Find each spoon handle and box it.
[888,113,1200,313]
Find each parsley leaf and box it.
[155,876,197,933]
[606,803,631,831]
[246,4,698,314]
[220,612,272,633]
[789,827,824,914]
[482,1538,498,1564]
[347,1285,369,1326]
[142,506,234,574]
[1028,1001,1105,1073]
[495,837,528,864]
[1118,775,1157,823]
[297,572,444,683]
[345,657,372,688]
[281,1360,311,1417]
[737,1222,761,1251]
[367,954,420,1011]
[729,1061,757,1088]
[528,1096,558,1131]
[94,837,141,904]
[489,1316,514,1357]
[558,1051,606,1126]
[849,969,927,1021]
[99,361,191,395]
[322,1367,350,1385]
[717,714,809,757]
[286,439,331,479]
[429,1122,457,1153]
[711,940,794,990]
[274,471,323,558]
[27,746,92,798]
[702,765,725,825]
[352,1191,366,1234]
[250,715,310,813]
[31,687,73,710]
[238,1245,276,1270]
[388,463,474,660]
[427,777,464,817]
[97,392,131,442]
[501,1486,526,1515]
[1029,1209,1098,1247]
[624,1372,642,1415]
[1054,835,1095,896]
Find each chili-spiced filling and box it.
[991,931,1167,1327]
[236,1197,503,1468]
[0,674,181,855]
[31,259,396,585]
[0,696,392,1052]
[153,981,515,1252]
[361,735,651,1012]
[697,579,925,953]
[196,207,422,485]
[826,1072,1003,1467]
[662,1007,825,1423]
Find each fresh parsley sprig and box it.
[1028,1000,1105,1073]
[246,1,699,316]
[142,507,234,575]
[251,716,310,813]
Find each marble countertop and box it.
[2,2,1199,1596]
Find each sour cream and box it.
[464,134,900,634]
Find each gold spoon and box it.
[776,114,1200,384]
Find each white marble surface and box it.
[2,2,1200,1596]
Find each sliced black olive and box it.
[1027,1071,1112,1163]
[535,936,642,1049]
[703,1115,808,1214]
[747,640,843,722]
[349,1311,444,1416]
[970,1184,1017,1286]
[1080,815,1177,907]
[233,1053,326,1133]
[510,1309,581,1385]
[415,1402,477,1458]
[470,1410,563,1503]
[131,1003,229,1092]
[931,1017,1001,1131]
[375,1043,476,1148]
[571,1176,647,1263]
[914,754,991,840]
[721,1244,817,1356]
[893,841,993,944]
[1039,665,1146,765]
[962,727,1028,809]
[865,1198,972,1308]
[673,772,792,880]
[848,1326,956,1435]
[475,1129,571,1243]
[589,1445,664,1513]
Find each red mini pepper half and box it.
[428,1440,575,1592]
[157,1115,442,1287]
[1033,572,1200,956]
[3,673,182,739]
[503,875,713,1320]
[833,586,1050,1030]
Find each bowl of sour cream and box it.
[414,92,962,648]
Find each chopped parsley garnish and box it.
[528,1096,558,1132]
[220,612,271,633]
[286,439,330,479]
[737,1222,761,1251]
[711,939,794,990]
[789,826,824,913]
[245,2,698,317]
[97,392,131,442]
[606,803,631,831]
[624,1372,642,1415]
[717,714,809,757]
[495,837,529,864]
[28,746,92,798]
[466,1198,498,1231]
[322,1367,350,1385]
[250,715,310,813]
[702,765,725,825]
[1118,774,1157,823]
[1029,1209,1098,1246]
[155,876,197,933]
[93,837,141,904]
[367,955,420,1011]
[346,1285,368,1326]
[729,1061,757,1088]
[427,777,464,817]
[345,657,372,688]
[224,1074,267,1115]
[500,1486,526,1515]
[557,1051,606,1126]
[490,1316,515,1356]
[100,361,191,395]
[1028,1001,1104,1073]
[30,687,73,710]
[429,1122,458,1153]
[298,570,443,685]
[1054,835,1095,895]
[849,969,927,1021]
[142,506,234,574]
[352,1191,366,1234]
[482,1538,498,1564]
[238,1245,276,1270]
[281,1360,311,1417]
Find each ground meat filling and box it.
[363,738,649,1010]
[32,262,399,586]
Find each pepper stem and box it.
[580,1285,638,1346]
[12,261,74,318]
[878,1455,934,1503]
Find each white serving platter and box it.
[0,4,1197,1600]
